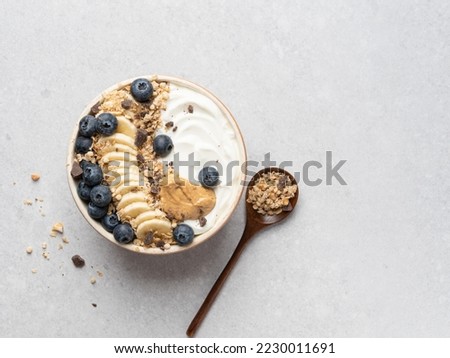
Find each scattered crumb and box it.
[31,268,37,274]
[121,99,132,109]
[90,101,100,115]
[71,255,85,268]
[58,243,64,250]
[92,303,97,308]
[144,232,153,246]
[90,277,97,285]
[136,153,145,164]
[31,173,41,181]
[23,200,33,206]
[42,252,50,260]
[62,236,69,244]
[70,161,83,179]
[52,222,64,234]
[187,104,194,113]
[172,126,178,132]
[49,230,57,237]
[26,246,33,254]
[199,216,207,227]
[134,129,148,148]
[97,271,104,278]
[41,242,47,250]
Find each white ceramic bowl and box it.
[67,75,246,254]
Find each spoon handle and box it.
[186,224,258,337]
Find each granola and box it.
[247,172,297,215]
[77,79,172,248]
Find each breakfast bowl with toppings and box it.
[67,75,246,254]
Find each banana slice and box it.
[100,151,137,165]
[105,166,140,178]
[106,166,140,175]
[132,209,166,228]
[136,218,172,239]
[111,172,144,189]
[97,133,137,149]
[116,116,137,138]
[106,168,142,188]
[97,143,138,156]
[116,191,147,210]
[112,182,144,198]
[107,160,139,171]
[118,202,152,220]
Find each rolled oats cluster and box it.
[247,172,297,215]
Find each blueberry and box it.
[130,78,153,102]
[90,185,112,207]
[198,166,220,187]
[83,164,103,186]
[75,136,92,154]
[173,224,194,246]
[79,160,90,169]
[77,181,92,201]
[101,213,120,233]
[78,115,97,137]
[153,134,173,157]
[87,201,108,220]
[113,223,134,244]
[95,113,118,135]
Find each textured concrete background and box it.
[0,0,449,337]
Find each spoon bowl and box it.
[187,167,299,337]
[246,167,299,227]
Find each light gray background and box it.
[0,0,449,338]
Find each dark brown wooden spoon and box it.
[186,167,299,337]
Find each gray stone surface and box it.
[0,0,449,337]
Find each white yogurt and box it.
[161,83,242,234]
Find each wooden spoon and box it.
[186,167,299,337]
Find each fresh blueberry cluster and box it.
[75,113,118,154]
[75,113,134,245]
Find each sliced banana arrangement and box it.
[98,113,172,243]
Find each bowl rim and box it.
[66,75,247,255]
